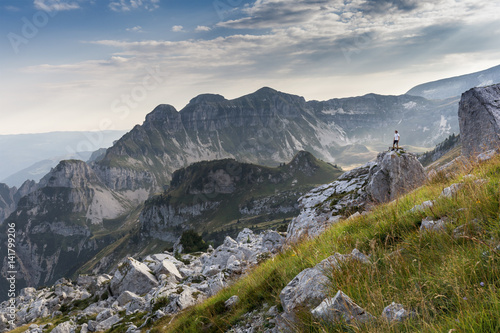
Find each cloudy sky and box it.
[1,0,500,134]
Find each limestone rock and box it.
[440,183,463,198]
[95,314,121,331]
[110,257,159,296]
[280,259,332,315]
[117,291,142,306]
[459,84,500,158]
[381,302,413,322]
[311,290,373,324]
[155,259,182,280]
[477,149,496,162]
[411,200,434,212]
[287,151,426,243]
[420,217,448,232]
[225,295,240,309]
[367,151,426,204]
[50,321,77,333]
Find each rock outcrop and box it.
[311,290,374,324]
[0,228,284,332]
[0,160,138,299]
[459,83,500,158]
[279,249,370,325]
[287,150,426,243]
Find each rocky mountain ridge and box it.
[407,64,500,100]
[94,87,458,194]
[139,151,342,245]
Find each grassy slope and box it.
[151,154,500,333]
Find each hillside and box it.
[140,151,342,246]
[407,64,500,100]
[152,149,500,333]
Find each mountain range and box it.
[1,64,499,301]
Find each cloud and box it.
[12,0,500,132]
[195,25,212,32]
[109,0,159,12]
[171,25,184,32]
[217,0,334,29]
[126,25,143,32]
[34,0,81,12]
[359,0,421,14]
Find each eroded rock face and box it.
[110,258,159,296]
[287,151,426,243]
[311,290,374,324]
[459,84,500,159]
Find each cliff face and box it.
[0,180,37,223]
[0,160,136,297]
[458,84,500,158]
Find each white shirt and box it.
[394,133,400,141]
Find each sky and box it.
[1,0,500,135]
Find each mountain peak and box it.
[254,87,279,95]
[145,104,178,123]
[188,94,226,105]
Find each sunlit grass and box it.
[148,155,500,332]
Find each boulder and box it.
[440,183,463,198]
[311,290,373,324]
[280,255,339,315]
[381,302,413,322]
[367,151,426,203]
[50,321,77,333]
[420,217,448,232]
[95,314,121,331]
[155,259,182,280]
[110,257,159,296]
[459,84,500,159]
[164,286,206,313]
[411,200,434,212]
[117,291,142,306]
[225,295,240,309]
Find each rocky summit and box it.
[286,150,426,243]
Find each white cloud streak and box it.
[109,0,159,12]
[34,0,81,12]
[126,25,143,32]
[195,25,212,32]
[171,25,184,32]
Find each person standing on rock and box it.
[392,130,400,150]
